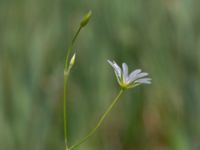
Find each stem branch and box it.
[69,89,124,150]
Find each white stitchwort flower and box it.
[108,60,151,89]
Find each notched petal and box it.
[134,72,148,80]
[135,78,152,84]
[112,61,121,78]
[108,60,122,80]
[128,69,142,83]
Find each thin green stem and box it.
[63,11,92,149]
[63,71,69,147]
[72,26,82,46]
[69,89,124,150]
[65,26,82,69]
[63,25,83,150]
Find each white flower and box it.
[108,60,151,89]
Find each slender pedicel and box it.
[69,89,124,150]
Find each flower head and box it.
[108,60,151,89]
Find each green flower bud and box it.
[69,53,76,66]
[80,10,92,28]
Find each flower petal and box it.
[135,78,152,84]
[112,61,122,78]
[128,69,141,83]
[134,72,148,80]
[107,60,121,79]
[122,63,129,83]
[107,60,114,67]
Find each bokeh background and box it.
[1,0,200,150]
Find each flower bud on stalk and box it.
[69,53,76,66]
[80,10,92,28]
[67,53,76,72]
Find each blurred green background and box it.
[1,0,200,150]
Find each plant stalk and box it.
[69,89,124,150]
[63,26,82,150]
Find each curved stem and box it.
[69,89,124,150]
